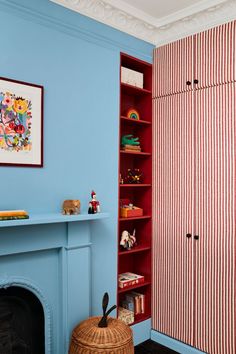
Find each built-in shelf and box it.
[120,184,151,188]
[120,150,151,156]
[121,83,151,95]
[118,53,152,325]
[118,245,151,256]
[118,280,151,294]
[131,314,151,326]
[120,116,151,125]
[0,212,109,228]
[119,215,151,222]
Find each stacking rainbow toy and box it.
[126,108,140,120]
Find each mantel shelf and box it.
[0,212,109,228]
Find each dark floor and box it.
[135,340,179,354]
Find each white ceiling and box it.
[119,0,199,18]
[50,0,236,46]
[106,0,217,21]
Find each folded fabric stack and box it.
[0,210,29,221]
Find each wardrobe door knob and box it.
[194,79,199,84]
[186,233,191,238]
[194,235,199,240]
[186,81,191,86]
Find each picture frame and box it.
[0,77,43,167]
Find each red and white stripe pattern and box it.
[152,91,195,345]
[153,21,236,98]
[195,21,236,89]
[194,83,235,354]
[153,35,194,98]
[152,20,235,354]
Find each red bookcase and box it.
[117,53,152,325]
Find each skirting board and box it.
[151,330,206,353]
[132,319,151,346]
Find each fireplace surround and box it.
[0,213,108,354]
[0,286,45,353]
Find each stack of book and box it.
[118,272,144,289]
[0,210,29,221]
[122,291,145,315]
[122,144,141,152]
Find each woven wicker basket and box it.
[69,316,134,354]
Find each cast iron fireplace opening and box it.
[0,286,45,354]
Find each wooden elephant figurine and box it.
[62,200,81,215]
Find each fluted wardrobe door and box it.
[194,83,235,354]
[195,21,236,89]
[153,91,195,345]
[153,36,194,98]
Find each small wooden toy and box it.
[62,200,81,215]
[88,190,100,214]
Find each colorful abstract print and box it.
[0,91,32,152]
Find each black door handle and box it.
[194,79,199,84]
[186,233,191,238]
[186,81,191,86]
[194,235,199,240]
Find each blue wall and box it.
[0,0,153,348]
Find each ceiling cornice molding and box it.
[154,0,227,27]
[155,0,236,46]
[50,0,157,43]
[50,0,236,46]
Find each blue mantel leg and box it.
[63,222,92,352]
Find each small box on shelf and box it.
[120,198,143,218]
[120,206,143,218]
[118,307,134,325]
[121,67,143,89]
[118,272,144,289]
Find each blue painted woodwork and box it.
[0,212,109,227]
[0,220,95,353]
[132,319,151,346]
[0,0,154,350]
[151,330,207,354]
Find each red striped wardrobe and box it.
[153,21,235,354]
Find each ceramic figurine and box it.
[88,190,100,214]
[62,200,81,215]
[120,229,136,250]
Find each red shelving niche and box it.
[117,53,152,326]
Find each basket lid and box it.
[71,316,133,349]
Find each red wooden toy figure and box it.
[88,190,100,214]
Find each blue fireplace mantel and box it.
[0,212,110,353]
[0,212,109,228]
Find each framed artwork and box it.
[0,77,43,167]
